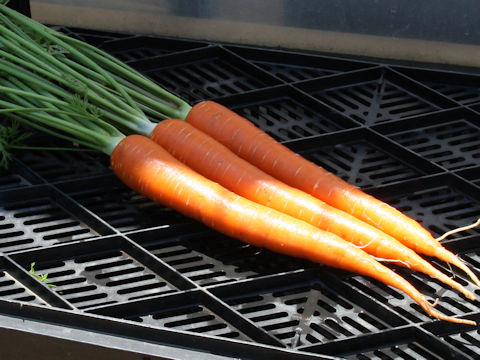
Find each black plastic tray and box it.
[1,25,480,360]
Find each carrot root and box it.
[423,303,476,326]
[432,269,477,301]
[437,247,480,289]
[372,255,476,301]
[436,218,480,242]
[423,297,475,326]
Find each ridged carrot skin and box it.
[110,135,474,325]
[151,119,475,301]
[184,101,480,287]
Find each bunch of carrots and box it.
[0,4,479,325]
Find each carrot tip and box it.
[458,262,480,290]
[465,291,477,302]
[436,247,480,290]
[425,304,477,325]
[455,319,477,326]
[434,219,480,288]
[453,284,476,301]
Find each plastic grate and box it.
[64,179,192,232]
[387,120,480,171]
[298,69,446,126]
[427,82,480,106]
[126,303,252,341]
[0,168,30,189]
[130,47,281,103]
[9,238,188,310]
[12,134,111,183]
[146,58,271,102]
[17,149,110,183]
[314,80,438,125]
[345,341,446,360]
[100,36,207,63]
[0,196,98,253]
[38,251,178,309]
[228,46,374,83]
[141,231,311,287]
[455,166,480,187]
[256,62,337,82]
[0,269,45,305]
[343,271,479,326]
[374,182,480,238]
[234,96,353,141]
[56,26,130,46]
[2,25,480,360]
[227,282,391,348]
[442,328,480,359]
[395,67,480,107]
[301,138,425,188]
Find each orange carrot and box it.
[184,101,480,287]
[111,134,474,325]
[151,119,475,300]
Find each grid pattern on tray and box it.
[225,281,393,348]
[1,28,480,360]
[0,268,45,305]
[0,189,102,253]
[31,249,180,309]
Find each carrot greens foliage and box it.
[0,120,30,167]
[0,3,189,161]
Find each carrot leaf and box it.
[29,262,56,288]
[0,120,31,168]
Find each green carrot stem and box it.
[3,76,104,133]
[0,84,68,108]
[0,33,62,78]
[9,144,96,152]
[0,58,68,98]
[6,75,106,133]
[56,31,190,112]
[5,113,102,152]
[0,57,149,131]
[0,21,143,120]
[0,83,106,135]
[0,90,123,138]
[0,11,32,40]
[0,4,191,126]
[7,112,123,155]
[0,5,143,115]
[61,56,189,120]
[0,87,123,141]
[72,45,190,110]
[0,16,62,76]
[117,77,191,119]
